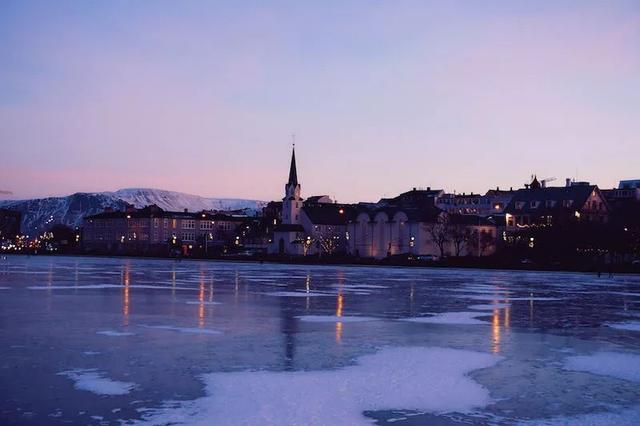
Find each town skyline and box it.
[2,1,639,202]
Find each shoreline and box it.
[3,252,639,275]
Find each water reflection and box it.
[336,293,344,343]
[198,273,206,329]
[492,308,500,354]
[122,263,130,326]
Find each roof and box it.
[355,204,443,223]
[302,204,354,225]
[305,195,333,204]
[273,224,305,233]
[85,205,247,222]
[288,147,298,186]
[505,185,598,214]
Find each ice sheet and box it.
[133,347,502,426]
[565,352,640,382]
[401,312,490,325]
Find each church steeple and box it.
[282,144,302,225]
[288,146,298,186]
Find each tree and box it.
[425,214,449,258]
[449,224,471,257]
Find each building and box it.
[504,178,609,231]
[347,201,497,259]
[0,209,21,241]
[83,204,249,255]
[435,188,515,216]
[269,148,354,256]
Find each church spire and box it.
[288,145,298,186]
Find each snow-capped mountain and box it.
[0,188,266,236]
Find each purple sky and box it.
[1,1,639,203]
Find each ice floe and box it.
[295,315,376,323]
[565,352,640,382]
[96,330,135,337]
[401,312,490,325]
[58,369,136,395]
[132,347,502,426]
[606,321,640,331]
[139,325,221,335]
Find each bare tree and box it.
[449,224,471,257]
[425,214,449,258]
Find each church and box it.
[268,147,351,256]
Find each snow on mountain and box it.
[105,188,265,213]
[0,188,266,236]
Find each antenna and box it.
[291,133,296,148]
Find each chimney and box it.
[566,178,571,187]
[496,186,500,191]
[542,180,546,188]
[427,186,431,191]
[412,187,416,191]
[184,208,188,213]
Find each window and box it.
[153,218,160,228]
[201,221,212,230]
[515,201,525,210]
[163,219,169,228]
[530,201,540,209]
[172,219,177,229]
[545,200,556,208]
[182,219,195,229]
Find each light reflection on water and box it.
[1,256,640,426]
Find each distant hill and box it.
[0,188,266,236]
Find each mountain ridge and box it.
[0,188,267,236]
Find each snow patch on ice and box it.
[132,347,502,426]
[565,352,640,382]
[139,325,221,335]
[296,315,376,323]
[97,330,135,337]
[58,369,136,395]
[606,322,640,331]
[401,312,490,325]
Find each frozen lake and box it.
[2,256,640,425]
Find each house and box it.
[504,178,609,231]
[83,205,249,255]
[435,188,515,216]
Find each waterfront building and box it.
[82,204,250,255]
[504,178,609,231]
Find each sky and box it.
[1,1,639,203]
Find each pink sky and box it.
[1,1,639,202]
